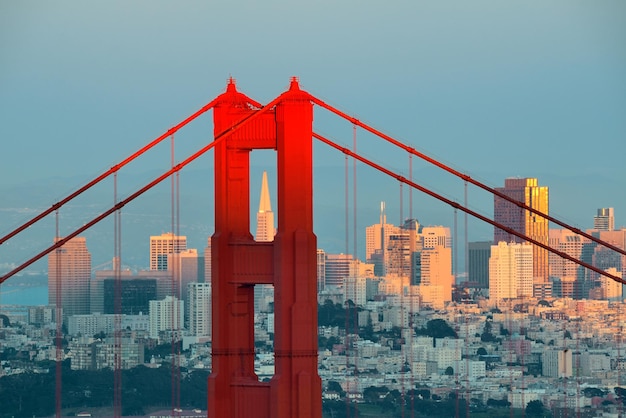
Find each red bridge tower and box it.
[208,78,322,418]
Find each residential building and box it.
[489,241,533,303]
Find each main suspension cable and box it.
[313,131,625,286]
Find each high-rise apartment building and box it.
[48,237,91,321]
[494,178,549,296]
[149,232,187,271]
[419,246,454,307]
[489,241,533,303]
[594,208,615,231]
[188,282,211,337]
[149,295,184,340]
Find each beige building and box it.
[48,236,91,321]
[149,232,187,271]
[494,178,549,296]
[489,241,533,303]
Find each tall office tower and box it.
[168,248,199,303]
[365,202,401,275]
[420,246,454,307]
[103,278,157,315]
[256,171,276,241]
[468,241,492,289]
[317,249,326,292]
[421,226,452,250]
[494,178,549,295]
[48,237,91,321]
[594,208,615,231]
[149,295,184,340]
[324,253,356,287]
[587,229,626,283]
[188,282,212,337]
[548,229,589,298]
[149,232,187,271]
[489,241,533,303]
[254,171,276,310]
[385,218,422,281]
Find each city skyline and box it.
[1,2,624,270]
[1,3,625,416]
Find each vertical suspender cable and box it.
[352,124,359,418]
[464,182,468,283]
[407,153,415,418]
[170,133,181,416]
[113,172,122,418]
[453,207,459,418]
[343,151,351,417]
[352,124,357,265]
[55,209,62,418]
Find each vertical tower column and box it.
[271,79,322,418]
[208,80,258,418]
[208,78,321,418]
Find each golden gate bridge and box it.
[1,77,624,418]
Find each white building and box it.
[150,232,187,271]
[149,296,184,340]
[187,282,211,338]
[489,241,533,303]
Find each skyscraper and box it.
[365,202,401,276]
[594,208,615,231]
[255,171,275,311]
[149,232,187,271]
[48,237,91,321]
[494,177,549,296]
[489,241,533,303]
[468,241,492,289]
[256,171,276,242]
[168,248,199,304]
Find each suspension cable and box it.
[0,95,282,284]
[310,97,626,259]
[0,98,222,247]
[313,131,625,286]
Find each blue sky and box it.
[1,1,625,263]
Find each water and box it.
[0,275,48,306]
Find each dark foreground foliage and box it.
[0,360,209,418]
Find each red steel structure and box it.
[208,78,321,418]
[1,77,626,418]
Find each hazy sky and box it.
[1,1,625,256]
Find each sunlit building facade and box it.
[48,236,91,321]
[494,178,549,297]
[489,241,533,303]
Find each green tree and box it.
[526,399,547,417]
[445,366,454,376]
